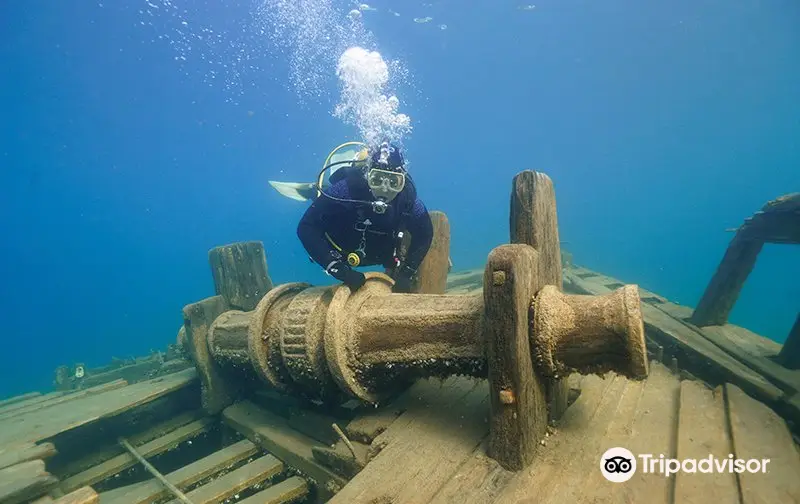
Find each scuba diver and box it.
[269,141,433,293]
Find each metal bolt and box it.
[499,388,515,404]
[493,271,506,286]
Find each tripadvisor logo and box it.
[600,447,771,483]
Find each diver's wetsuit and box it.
[297,167,433,276]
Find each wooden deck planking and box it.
[99,439,260,504]
[563,269,784,404]
[236,476,309,504]
[0,442,57,471]
[489,373,622,503]
[327,377,490,504]
[0,369,197,447]
[542,375,648,504]
[0,459,59,504]
[726,384,800,504]
[167,454,283,504]
[52,486,98,504]
[223,401,348,495]
[0,380,128,423]
[0,392,42,410]
[60,416,214,493]
[673,381,739,504]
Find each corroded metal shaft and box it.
[205,267,647,405]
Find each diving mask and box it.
[367,167,405,203]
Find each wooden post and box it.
[412,211,451,294]
[182,295,238,414]
[510,170,570,421]
[690,232,764,326]
[778,313,800,370]
[209,241,273,312]
[484,244,547,471]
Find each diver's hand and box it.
[327,261,367,291]
[392,265,416,293]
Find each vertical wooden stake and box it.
[510,170,570,420]
[484,244,547,471]
[412,211,451,294]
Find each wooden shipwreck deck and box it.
[0,264,798,503]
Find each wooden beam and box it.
[509,170,570,421]
[167,455,283,504]
[208,241,273,311]
[53,487,98,504]
[690,231,764,327]
[412,210,450,294]
[484,244,547,470]
[236,476,309,504]
[182,296,237,414]
[778,313,800,370]
[0,393,41,411]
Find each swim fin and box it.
[268,181,317,202]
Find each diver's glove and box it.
[327,260,367,291]
[392,264,416,293]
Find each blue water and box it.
[1,1,798,400]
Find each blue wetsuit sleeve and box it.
[403,198,434,271]
[297,181,349,269]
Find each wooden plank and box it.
[60,416,214,493]
[327,377,490,504]
[0,459,59,504]
[490,373,622,503]
[0,368,197,447]
[0,392,41,410]
[344,404,404,444]
[223,401,348,495]
[0,392,69,418]
[674,381,739,504]
[695,324,800,394]
[171,454,283,504]
[57,410,206,480]
[564,269,784,405]
[236,476,309,504]
[612,362,681,504]
[0,442,57,470]
[426,439,514,504]
[726,383,800,504]
[100,439,260,504]
[0,380,128,422]
[53,486,98,504]
[541,376,648,504]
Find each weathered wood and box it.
[0,392,41,410]
[564,269,784,405]
[490,373,623,503]
[52,487,98,504]
[209,241,273,311]
[311,439,369,479]
[0,369,197,447]
[0,380,128,422]
[427,439,514,504]
[0,459,59,504]
[726,383,800,504]
[484,244,546,470]
[182,295,237,414]
[532,284,648,379]
[60,417,215,493]
[344,405,404,444]
[0,392,69,417]
[690,232,764,327]
[100,439,260,504]
[166,454,282,504]
[509,170,570,421]
[327,377,489,504]
[57,410,205,481]
[778,313,800,370]
[222,401,347,497]
[236,476,309,504]
[412,210,450,294]
[674,381,739,504]
[695,324,800,394]
[540,375,648,504]
[0,443,57,471]
[119,437,194,504]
